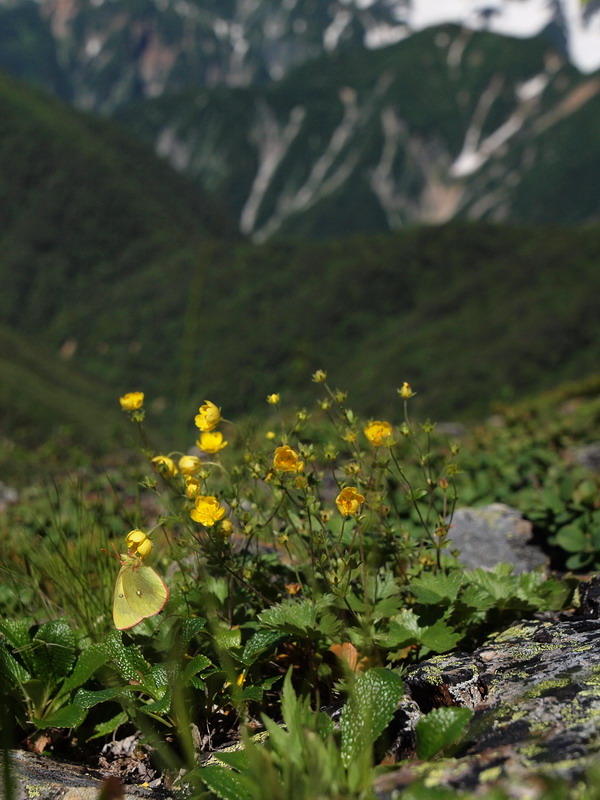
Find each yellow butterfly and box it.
[112,554,169,630]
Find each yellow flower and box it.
[178,455,202,475]
[335,487,365,517]
[152,455,178,476]
[266,393,280,405]
[312,370,327,383]
[398,382,415,399]
[266,431,276,440]
[194,400,221,432]
[185,476,201,498]
[219,519,233,538]
[285,583,302,595]
[125,529,152,559]
[364,420,394,447]
[198,431,228,454]
[343,430,356,443]
[190,495,226,527]
[273,445,304,473]
[119,392,144,411]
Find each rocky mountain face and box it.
[115,28,600,240]
[0,0,599,112]
[0,0,599,240]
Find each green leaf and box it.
[415,706,473,760]
[241,685,263,702]
[175,618,207,651]
[205,577,229,604]
[90,711,129,740]
[567,551,593,570]
[379,609,422,648]
[199,765,252,800]
[73,687,132,708]
[0,619,31,651]
[32,703,88,730]
[142,690,171,715]
[340,668,404,767]
[419,621,462,654]
[104,631,154,688]
[214,627,242,652]
[213,750,249,771]
[0,639,31,687]
[241,630,286,665]
[181,654,213,684]
[411,572,463,605]
[556,525,587,553]
[258,600,318,635]
[32,621,76,683]
[58,644,110,698]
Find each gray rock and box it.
[2,750,169,800]
[447,503,547,573]
[568,441,600,472]
[376,611,600,797]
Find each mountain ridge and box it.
[113,26,600,240]
[0,0,599,115]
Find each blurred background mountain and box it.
[0,0,599,449]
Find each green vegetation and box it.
[1,375,599,798]
[0,77,599,435]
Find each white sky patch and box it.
[386,0,600,73]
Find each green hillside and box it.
[0,70,234,436]
[182,222,600,420]
[1,71,599,447]
[0,324,124,448]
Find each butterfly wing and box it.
[113,563,168,630]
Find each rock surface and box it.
[2,750,170,800]
[447,503,547,573]
[376,598,600,797]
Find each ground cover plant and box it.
[1,374,599,799]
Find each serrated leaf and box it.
[458,585,495,612]
[33,703,88,730]
[380,609,422,648]
[241,630,285,665]
[175,618,207,650]
[317,611,341,638]
[73,686,132,708]
[340,668,404,767]
[32,621,76,683]
[0,619,31,650]
[181,654,212,684]
[415,706,473,760]
[214,627,242,652]
[199,765,252,800]
[241,685,263,702]
[411,572,463,605]
[419,621,462,654]
[104,631,154,687]
[142,689,171,715]
[258,600,317,635]
[0,640,31,687]
[213,750,249,771]
[58,644,110,697]
[467,567,513,601]
[90,711,128,740]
